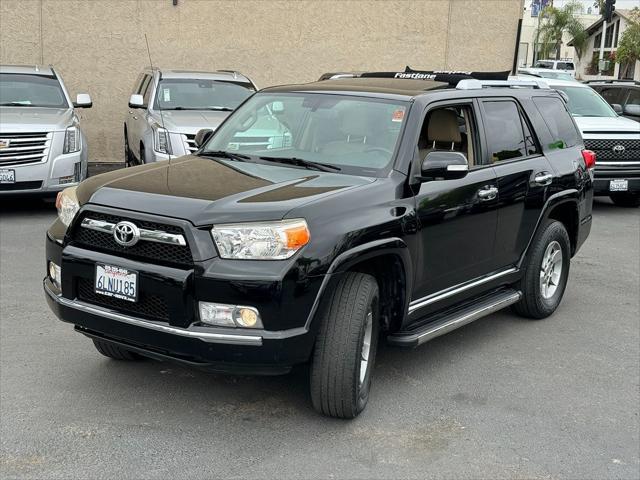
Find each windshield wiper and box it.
[198,150,252,162]
[258,156,342,172]
[0,102,36,107]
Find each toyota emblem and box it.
[612,144,626,154]
[113,221,140,247]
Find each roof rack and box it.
[456,79,550,90]
[217,69,241,79]
[318,67,511,87]
[583,79,640,85]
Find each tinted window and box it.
[0,73,68,108]
[557,62,574,70]
[533,97,580,149]
[624,89,640,106]
[483,101,528,162]
[597,87,623,105]
[141,75,153,105]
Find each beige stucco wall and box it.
[0,0,524,163]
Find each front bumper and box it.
[593,165,640,196]
[44,228,320,374]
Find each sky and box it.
[553,0,640,11]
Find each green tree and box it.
[616,8,640,73]
[536,1,586,60]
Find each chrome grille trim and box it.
[181,133,198,153]
[0,131,52,166]
[81,218,187,246]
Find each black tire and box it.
[610,193,640,208]
[310,272,379,419]
[124,129,134,167]
[92,339,141,361]
[512,220,571,319]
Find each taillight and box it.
[582,149,596,170]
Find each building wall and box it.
[0,0,524,163]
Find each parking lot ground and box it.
[1,198,638,480]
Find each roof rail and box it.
[583,79,640,85]
[217,69,240,79]
[456,79,549,90]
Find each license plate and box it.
[609,179,628,192]
[0,169,15,184]
[95,264,138,302]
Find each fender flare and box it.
[517,189,579,268]
[303,237,413,331]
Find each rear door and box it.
[478,98,551,269]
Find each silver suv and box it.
[124,68,257,165]
[0,65,92,195]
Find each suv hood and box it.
[0,107,74,132]
[79,156,375,225]
[150,110,231,134]
[574,116,640,135]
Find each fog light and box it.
[49,261,61,287]
[198,302,262,329]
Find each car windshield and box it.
[553,86,617,117]
[154,79,254,110]
[534,61,553,69]
[202,92,409,176]
[0,73,68,108]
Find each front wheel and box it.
[512,220,571,319]
[610,193,640,208]
[310,272,379,419]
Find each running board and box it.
[387,289,522,348]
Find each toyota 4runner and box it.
[45,70,593,418]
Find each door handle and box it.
[534,172,553,186]
[478,186,498,201]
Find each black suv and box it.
[45,71,593,418]
[587,80,640,122]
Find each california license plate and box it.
[95,264,138,302]
[0,169,15,184]
[609,179,628,192]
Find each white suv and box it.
[0,65,92,196]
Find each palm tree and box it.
[536,1,585,61]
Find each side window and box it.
[140,75,153,106]
[623,89,640,106]
[132,74,144,95]
[417,104,479,167]
[598,87,622,105]
[482,101,531,162]
[532,97,580,150]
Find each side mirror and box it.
[419,151,468,181]
[128,94,144,109]
[74,93,92,108]
[623,104,640,117]
[611,103,623,114]
[194,128,214,148]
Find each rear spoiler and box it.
[319,66,510,86]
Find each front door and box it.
[412,102,499,301]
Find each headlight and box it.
[211,219,310,260]
[55,186,80,227]
[63,126,81,154]
[153,125,171,154]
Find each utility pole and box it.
[599,0,616,77]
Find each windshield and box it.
[202,92,409,176]
[534,61,553,69]
[154,79,254,110]
[553,86,617,118]
[0,73,68,108]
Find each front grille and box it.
[70,211,194,267]
[77,278,170,321]
[0,132,52,166]
[0,180,42,191]
[182,133,197,153]
[584,139,640,162]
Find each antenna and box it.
[144,33,171,163]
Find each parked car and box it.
[45,72,593,418]
[124,68,257,165]
[540,79,640,207]
[585,80,640,122]
[0,65,91,195]
[518,69,576,81]
[531,59,576,77]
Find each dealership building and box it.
[0,0,526,163]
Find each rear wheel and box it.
[610,193,640,208]
[512,220,570,319]
[92,339,141,361]
[310,272,379,419]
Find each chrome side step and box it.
[388,289,522,348]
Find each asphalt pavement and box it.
[1,197,638,479]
